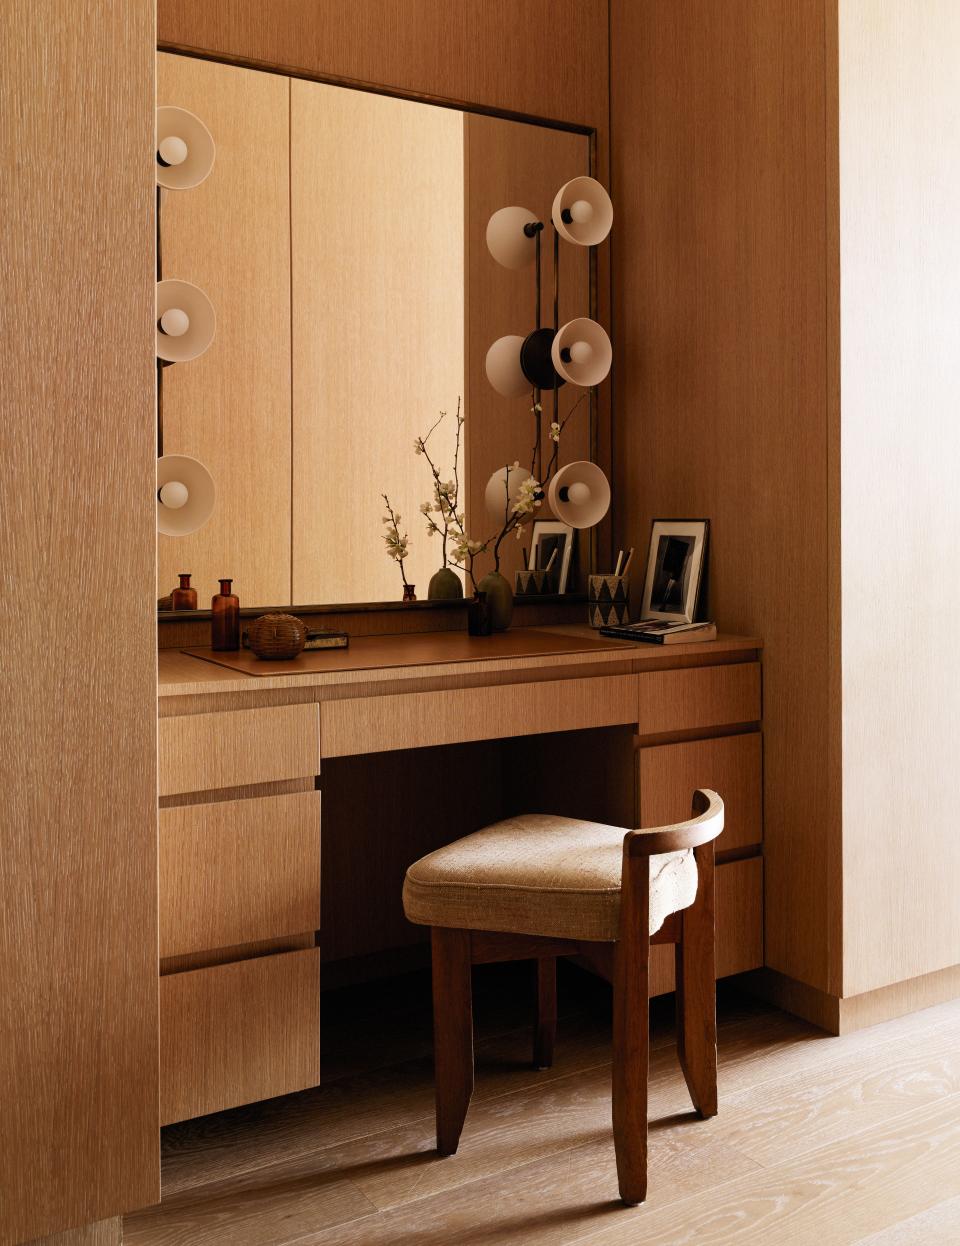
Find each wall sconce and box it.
[547,460,611,529]
[155,105,218,535]
[156,106,216,190]
[156,279,217,363]
[157,454,216,536]
[483,176,613,518]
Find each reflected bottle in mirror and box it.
[171,573,197,611]
[211,578,240,650]
[467,591,493,637]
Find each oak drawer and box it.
[639,732,762,853]
[649,856,763,995]
[158,703,320,796]
[159,792,321,958]
[637,663,760,737]
[321,674,639,757]
[160,948,320,1125]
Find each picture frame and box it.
[529,521,574,594]
[639,519,709,623]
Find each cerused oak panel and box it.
[160,949,321,1125]
[159,792,321,957]
[610,0,838,993]
[639,733,762,855]
[158,703,320,795]
[157,54,292,606]
[291,80,464,603]
[157,0,608,129]
[321,674,639,757]
[637,665,761,738]
[0,0,159,1240]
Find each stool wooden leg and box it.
[431,927,474,1155]
[533,956,557,1070]
[676,843,718,1119]
[612,857,650,1206]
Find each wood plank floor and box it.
[125,963,960,1246]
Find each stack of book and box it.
[599,619,717,645]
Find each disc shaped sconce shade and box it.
[551,177,613,247]
[485,464,535,525]
[156,106,215,190]
[551,318,612,387]
[157,455,216,536]
[486,206,541,269]
[156,280,216,363]
[547,461,610,529]
[485,335,529,398]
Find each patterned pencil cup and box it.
[515,569,549,596]
[588,573,629,628]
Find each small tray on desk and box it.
[182,628,630,677]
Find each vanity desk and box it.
[156,626,763,1126]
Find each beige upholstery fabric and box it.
[402,814,699,942]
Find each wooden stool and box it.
[402,788,724,1206]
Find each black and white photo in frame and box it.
[639,519,709,622]
[529,520,574,593]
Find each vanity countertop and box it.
[157,626,762,699]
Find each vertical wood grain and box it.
[838,1,960,994]
[0,1,159,1240]
[157,0,609,129]
[291,81,464,604]
[610,0,839,994]
[157,53,292,606]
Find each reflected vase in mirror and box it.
[428,567,464,600]
[467,591,493,637]
[477,570,513,631]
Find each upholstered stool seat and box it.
[403,813,699,942]
[402,789,724,1207]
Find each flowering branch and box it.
[381,494,411,588]
[414,398,463,569]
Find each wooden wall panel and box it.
[158,0,608,129]
[291,81,463,603]
[0,1,159,1241]
[464,115,591,589]
[610,0,839,995]
[838,1,960,995]
[157,54,291,606]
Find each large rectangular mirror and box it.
[157,53,596,609]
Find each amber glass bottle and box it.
[211,578,240,650]
[171,573,198,610]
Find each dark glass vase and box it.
[467,591,493,636]
[211,578,240,650]
[402,583,417,604]
[171,573,197,610]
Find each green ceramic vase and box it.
[477,570,513,631]
[428,566,464,600]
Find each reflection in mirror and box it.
[157,53,591,609]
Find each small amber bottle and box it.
[211,578,240,650]
[171,573,198,610]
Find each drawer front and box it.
[160,948,320,1125]
[649,856,763,995]
[321,674,639,757]
[159,792,321,958]
[159,703,320,796]
[639,732,762,853]
[637,662,760,737]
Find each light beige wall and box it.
[291,81,464,603]
[0,0,159,1240]
[839,1,960,995]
